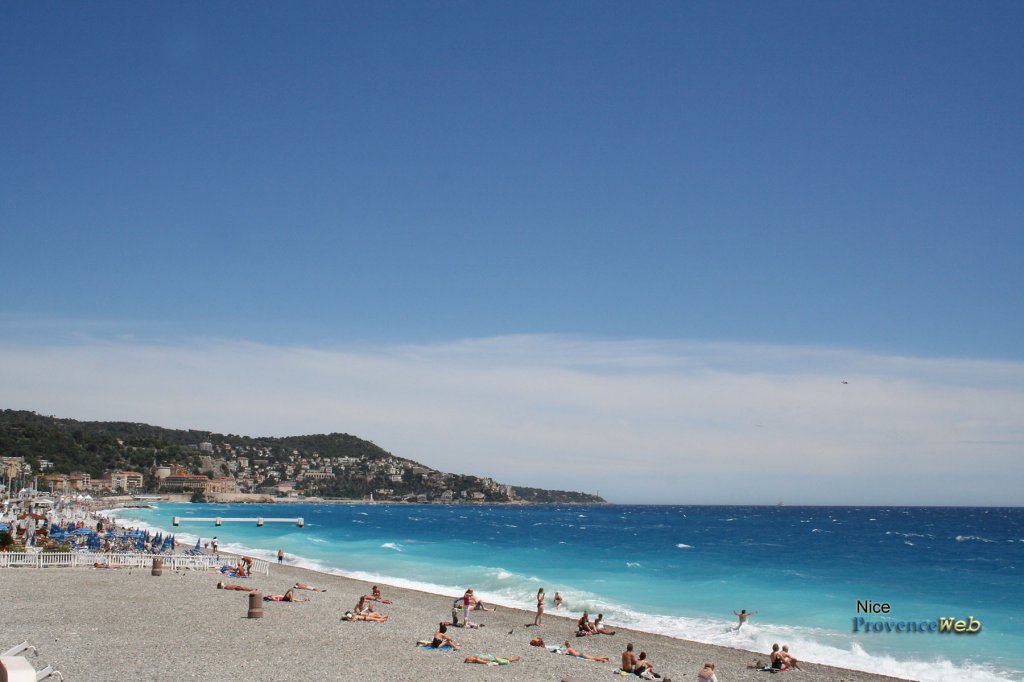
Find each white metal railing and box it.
[0,551,270,574]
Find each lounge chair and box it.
[33,664,64,680]
[0,653,62,682]
[1,642,37,658]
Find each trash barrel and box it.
[248,592,263,619]
[151,557,163,577]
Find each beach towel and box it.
[417,643,453,651]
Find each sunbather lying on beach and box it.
[92,562,123,569]
[416,622,460,649]
[264,589,307,602]
[294,582,326,592]
[343,610,388,622]
[561,641,609,662]
[217,581,256,591]
[464,654,520,665]
[698,661,718,681]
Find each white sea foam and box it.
[380,542,402,551]
[675,543,692,548]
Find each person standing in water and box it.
[733,609,758,630]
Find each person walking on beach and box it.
[461,589,474,628]
[211,536,219,556]
[733,609,757,630]
[534,587,545,626]
[277,548,284,563]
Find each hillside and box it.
[0,409,605,504]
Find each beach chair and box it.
[33,664,63,680]
[1,642,36,658]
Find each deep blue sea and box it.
[107,504,1023,682]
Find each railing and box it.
[0,551,270,574]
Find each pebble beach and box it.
[0,556,907,682]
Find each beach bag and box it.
[530,637,544,647]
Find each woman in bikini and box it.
[428,623,459,649]
[562,641,609,662]
[534,587,545,626]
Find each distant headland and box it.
[0,409,605,505]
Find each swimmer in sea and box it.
[733,609,758,630]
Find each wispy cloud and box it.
[2,335,1022,504]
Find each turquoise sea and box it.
[108,503,1023,682]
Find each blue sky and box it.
[2,3,1023,503]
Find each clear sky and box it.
[2,3,1022,504]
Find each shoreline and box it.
[1,550,907,682]
[80,509,907,682]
